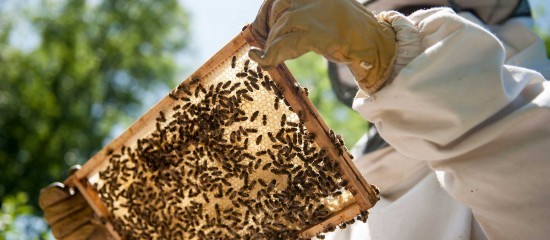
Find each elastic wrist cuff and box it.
[378,11,423,86]
[353,11,423,95]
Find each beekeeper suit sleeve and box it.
[353,8,550,239]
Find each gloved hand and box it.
[39,165,111,240]
[249,0,397,94]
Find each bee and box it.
[106,148,114,156]
[222,81,231,89]
[287,121,298,127]
[254,158,262,169]
[280,114,286,127]
[274,100,279,110]
[221,178,231,187]
[283,99,290,107]
[202,193,210,203]
[215,185,224,198]
[238,192,249,198]
[247,69,258,78]
[267,132,276,142]
[250,81,260,90]
[319,148,327,157]
[179,84,192,95]
[244,81,254,92]
[264,77,272,91]
[275,130,285,143]
[256,135,263,145]
[231,56,237,68]
[229,82,241,91]
[336,135,345,146]
[254,150,267,157]
[242,93,253,101]
[340,223,348,229]
[329,129,336,141]
[224,187,234,197]
[219,100,229,108]
[256,66,263,78]
[262,115,267,126]
[262,162,272,171]
[215,81,224,92]
[250,111,259,122]
[246,128,258,133]
[169,92,178,100]
[212,203,221,218]
[230,131,236,143]
[236,72,248,78]
[307,132,316,141]
[244,59,250,71]
[253,178,267,189]
[293,82,301,91]
[268,179,277,189]
[270,81,280,92]
[189,76,200,85]
[243,138,249,148]
[198,83,207,94]
[236,89,248,95]
[303,87,309,96]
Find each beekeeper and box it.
[39,0,550,239]
[249,0,550,239]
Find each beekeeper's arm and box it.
[250,1,550,239]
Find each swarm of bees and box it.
[93,46,370,239]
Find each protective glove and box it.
[249,0,397,94]
[39,165,111,240]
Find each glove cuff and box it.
[352,11,423,95]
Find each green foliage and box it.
[1,192,49,239]
[535,30,550,58]
[1,193,33,222]
[0,0,189,210]
[286,53,369,147]
[532,2,550,57]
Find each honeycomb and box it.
[79,32,374,239]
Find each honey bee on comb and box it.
[66,27,379,240]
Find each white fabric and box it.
[377,11,423,86]
[328,8,550,240]
[366,0,520,24]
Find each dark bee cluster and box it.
[94,50,362,239]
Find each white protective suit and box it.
[327,8,550,240]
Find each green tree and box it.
[0,0,189,212]
[287,53,369,148]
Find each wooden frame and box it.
[65,26,379,239]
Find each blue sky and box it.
[176,0,264,72]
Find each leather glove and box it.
[249,0,397,94]
[39,165,111,240]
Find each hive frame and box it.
[65,26,379,239]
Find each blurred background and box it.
[0,0,548,238]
